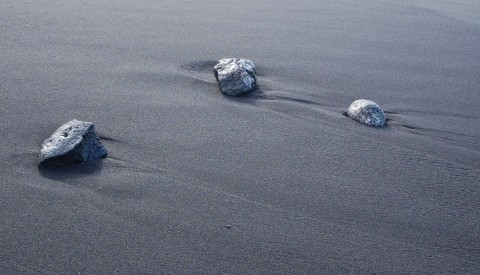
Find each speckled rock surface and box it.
[213,58,257,96]
[347,99,386,127]
[38,119,107,167]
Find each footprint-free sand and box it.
[1,0,479,273]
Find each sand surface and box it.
[1,0,479,273]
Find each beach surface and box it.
[1,0,479,273]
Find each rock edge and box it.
[347,99,386,127]
[38,119,107,167]
[213,58,257,96]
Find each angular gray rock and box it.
[213,58,257,96]
[38,119,107,167]
[347,99,386,127]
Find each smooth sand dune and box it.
[1,0,479,273]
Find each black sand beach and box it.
[1,0,479,273]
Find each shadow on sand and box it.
[38,159,105,182]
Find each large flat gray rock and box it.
[38,119,107,167]
[347,99,386,127]
[213,58,257,96]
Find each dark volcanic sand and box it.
[1,0,479,273]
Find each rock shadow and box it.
[38,158,105,182]
[222,85,272,103]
